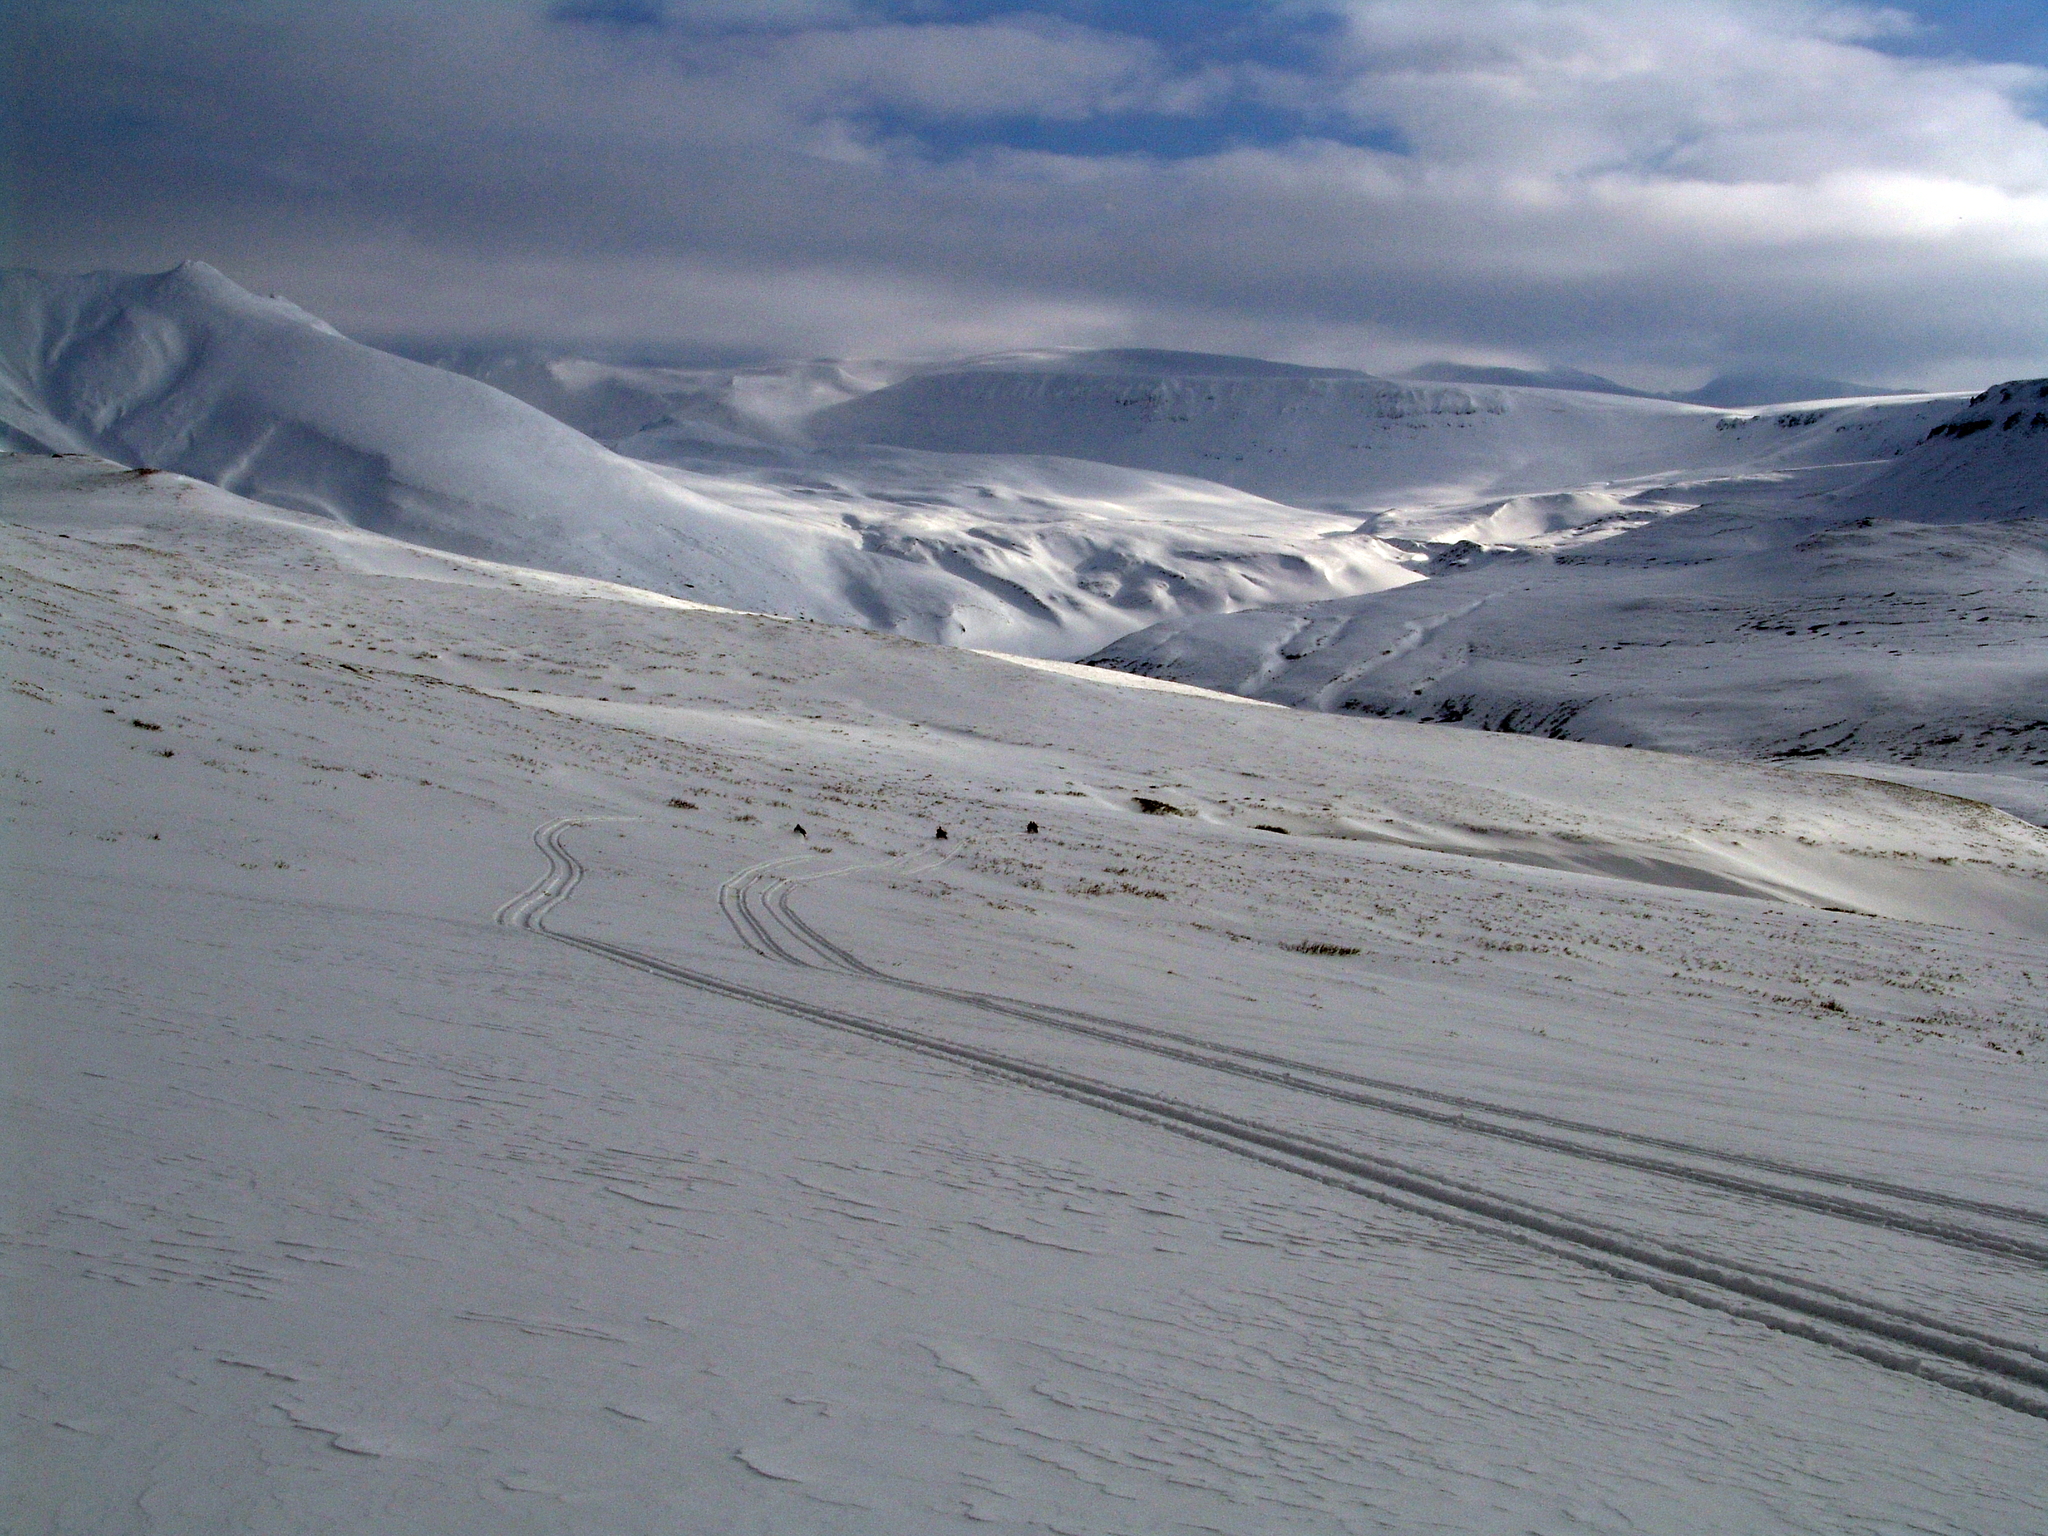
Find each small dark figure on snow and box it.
[1025,821,1039,834]
[793,824,807,837]
[935,826,948,840]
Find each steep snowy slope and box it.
[1089,389,2048,808]
[0,267,1422,656]
[7,455,2047,1532]
[1835,379,2048,524]
[0,263,840,613]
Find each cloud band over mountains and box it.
[12,0,2048,384]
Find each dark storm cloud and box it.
[11,1,2048,385]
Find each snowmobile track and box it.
[501,821,2048,1420]
[723,853,2048,1265]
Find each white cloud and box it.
[16,0,2048,385]
[1321,0,2048,185]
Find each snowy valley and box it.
[5,266,2047,1533]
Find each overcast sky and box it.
[10,0,2048,386]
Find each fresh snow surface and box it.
[6,453,2047,1533]
[1088,388,2048,817]
[0,268,1429,658]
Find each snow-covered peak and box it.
[0,263,871,616]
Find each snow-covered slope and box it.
[8,450,2046,934]
[0,263,844,614]
[0,267,1428,656]
[1833,379,2048,525]
[1087,392,2048,809]
[8,455,2046,1531]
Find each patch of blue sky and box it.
[551,0,2048,75]
[550,0,1344,72]
[1857,0,2048,70]
[862,101,1408,161]
[891,0,1344,72]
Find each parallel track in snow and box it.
[503,820,2048,1420]
[723,854,2048,1260]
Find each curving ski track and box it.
[504,820,2048,1420]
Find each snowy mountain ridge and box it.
[5,262,2038,799]
[0,264,1430,656]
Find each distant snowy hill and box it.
[1087,387,2048,807]
[1676,372,1923,408]
[0,262,842,617]
[804,351,1954,513]
[1400,362,1662,398]
[435,341,1964,558]
[1398,363,1921,408]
